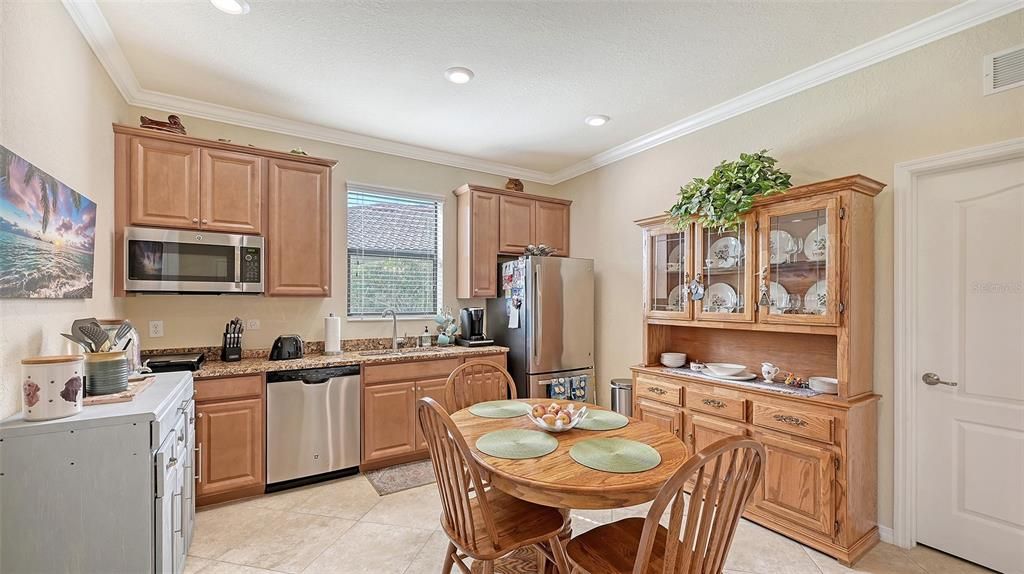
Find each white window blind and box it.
[346,185,442,317]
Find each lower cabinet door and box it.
[753,431,835,538]
[687,413,748,454]
[363,381,418,464]
[196,398,264,499]
[414,378,449,451]
[635,399,684,438]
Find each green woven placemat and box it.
[575,410,629,431]
[476,429,558,459]
[569,438,661,473]
[468,400,531,418]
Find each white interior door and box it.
[915,154,1024,574]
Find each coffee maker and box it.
[457,307,493,347]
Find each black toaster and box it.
[269,335,304,360]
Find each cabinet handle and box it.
[773,414,807,427]
[192,218,199,223]
[201,219,208,224]
[687,433,694,442]
[195,444,202,483]
[647,386,667,396]
[702,399,726,409]
[172,492,182,535]
[167,456,179,469]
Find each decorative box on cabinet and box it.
[633,175,884,565]
[453,184,571,298]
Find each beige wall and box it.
[117,107,555,350]
[0,1,125,419]
[550,12,1024,530]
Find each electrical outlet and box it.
[246,319,261,330]
[149,320,164,338]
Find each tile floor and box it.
[185,475,991,574]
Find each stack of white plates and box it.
[809,377,839,394]
[660,353,687,368]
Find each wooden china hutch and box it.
[632,175,883,565]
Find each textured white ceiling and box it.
[97,0,956,173]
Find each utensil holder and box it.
[221,333,242,362]
[85,351,129,396]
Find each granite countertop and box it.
[193,345,509,379]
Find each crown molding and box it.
[547,0,1024,184]
[64,0,1021,187]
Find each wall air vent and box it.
[984,44,1024,95]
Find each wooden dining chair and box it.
[444,360,518,411]
[417,397,571,574]
[565,436,765,574]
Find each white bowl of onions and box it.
[527,402,588,433]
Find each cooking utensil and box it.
[60,333,92,352]
[78,323,111,353]
[113,321,134,346]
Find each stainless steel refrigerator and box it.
[486,256,595,401]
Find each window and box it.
[346,184,442,318]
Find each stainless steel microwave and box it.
[124,227,264,294]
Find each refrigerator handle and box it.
[533,264,542,361]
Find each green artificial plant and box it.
[668,150,792,230]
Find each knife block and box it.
[221,333,242,362]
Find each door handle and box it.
[195,444,202,483]
[922,372,958,387]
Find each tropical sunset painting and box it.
[0,145,97,298]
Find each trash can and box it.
[610,378,633,417]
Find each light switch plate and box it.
[149,320,164,338]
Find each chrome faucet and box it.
[381,309,403,350]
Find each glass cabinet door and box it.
[758,197,840,325]
[694,214,755,322]
[644,222,693,320]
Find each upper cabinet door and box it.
[498,195,535,254]
[267,159,331,296]
[200,149,263,235]
[130,137,201,229]
[469,191,500,297]
[758,195,841,326]
[693,213,756,322]
[643,220,693,321]
[534,200,570,256]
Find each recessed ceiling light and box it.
[444,67,475,84]
[210,0,250,15]
[584,115,610,127]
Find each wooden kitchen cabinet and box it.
[129,136,201,229]
[361,352,508,470]
[454,184,572,298]
[634,398,683,438]
[113,124,337,297]
[498,194,535,254]
[632,175,883,566]
[534,200,570,255]
[200,148,263,234]
[195,374,265,507]
[267,158,331,296]
[363,381,418,465]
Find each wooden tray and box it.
[83,376,156,406]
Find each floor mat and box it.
[363,459,436,496]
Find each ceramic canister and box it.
[21,355,85,421]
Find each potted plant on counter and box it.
[669,150,792,229]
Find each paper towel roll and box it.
[324,313,342,355]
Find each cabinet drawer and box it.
[688,390,747,422]
[752,403,834,444]
[635,375,684,407]
[195,374,263,402]
[364,358,462,385]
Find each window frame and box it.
[345,182,444,321]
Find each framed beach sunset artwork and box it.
[0,145,97,298]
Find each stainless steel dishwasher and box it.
[265,365,361,491]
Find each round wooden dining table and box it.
[451,399,690,510]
